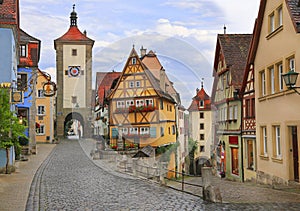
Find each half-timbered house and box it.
[211,33,252,181]
[107,47,177,150]
[240,28,256,181]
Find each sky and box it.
[19,0,260,108]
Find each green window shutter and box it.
[150,127,156,138]
[111,128,118,138]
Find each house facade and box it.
[252,0,300,185]
[17,29,41,151]
[211,33,252,181]
[94,71,121,141]
[188,82,212,174]
[108,47,177,149]
[0,0,20,167]
[35,70,55,143]
[240,54,256,182]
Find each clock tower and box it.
[54,5,94,137]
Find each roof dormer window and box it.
[20,44,27,57]
[132,58,136,65]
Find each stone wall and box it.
[256,170,288,186]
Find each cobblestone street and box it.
[23,139,300,210]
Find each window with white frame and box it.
[126,100,134,108]
[234,105,238,120]
[37,106,45,115]
[121,128,128,135]
[140,127,149,135]
[20,44,27,57]
[229,106,233,120]
[117,101,125,108]
[262,126,268,156]
[278,63,283,91]
[269,67,275,94]
[129,81,134,88]
[274,126,281,158]
[289,57,295,71]
[199,100,204,108]
[278,6,283,27]
[135,99,144,107]
[37,89,44,98]
[36,124,45,135]
[129,127,138,135]
[136,81,141,87]
[269,12,275,33]
[261,71,266,96]
[132,57,136,64]
[145,99,153,106]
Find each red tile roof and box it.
[0,0,19,26]
[218,34,252,88]
[55,26,93,42]
[96,72,121,106]
[188,87,211,111]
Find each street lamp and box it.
[282,70,300,94]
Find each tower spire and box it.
[70,4,78,27]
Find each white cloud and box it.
[43,67,56,83]
[212,0,260,33]
[162,0,216,13]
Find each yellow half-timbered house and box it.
[108,47,177,149]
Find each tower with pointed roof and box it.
[54,5,94,137]
[188,81,212,174]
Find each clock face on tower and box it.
[68,66,80,77]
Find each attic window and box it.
[20,45,27,57]
[132,58,137,64]
[199,100,204,108]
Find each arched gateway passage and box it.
[64,112,84,138]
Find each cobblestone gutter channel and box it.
[25,144,57,211]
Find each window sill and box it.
[266,25,283,40]
[259,154,269,160]
[258,90,286,101]
[271,157,283,163]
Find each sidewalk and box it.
[0,143,56,211]
[166,175,300,203]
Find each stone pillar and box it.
[132,158,138,177]
[202,167,212,188]
[202,167,222,203]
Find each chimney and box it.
[223,25,226,34]
[83,30,87,36]
[160,67,166,92]
[140,46,147,57]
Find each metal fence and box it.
[164,169,203,197]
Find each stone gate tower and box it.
[54,5,94,137]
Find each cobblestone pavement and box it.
[24,138,300,211]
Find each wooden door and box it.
[292,126,299,182]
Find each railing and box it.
[164,169,203,197]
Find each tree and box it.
[0,88,26,174]
[188,138,198,175]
